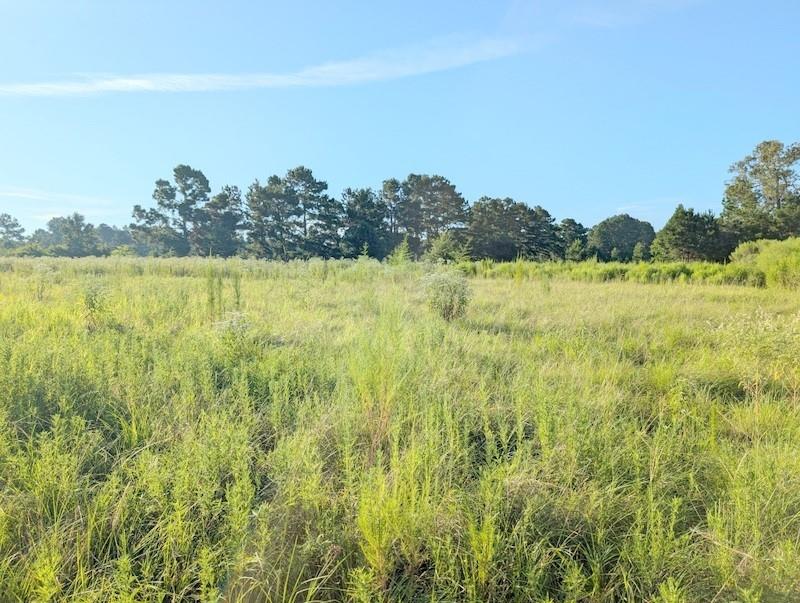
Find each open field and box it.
[1,258,799,602]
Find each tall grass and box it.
[458,257,770,288]
[0,258,798,600]
[457,237,800,289]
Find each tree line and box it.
[1,140,798,262]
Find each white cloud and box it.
[0,36,526,97]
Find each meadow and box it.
[1,257,799,602]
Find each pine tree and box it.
[651,205,729,262]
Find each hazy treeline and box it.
[1,139,798,262]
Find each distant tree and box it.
[565,239,586,261]
[245,176,302,260]
[404,174,467,241]
[587,214,655,261]
[308,194,343,258]
[390,178,422,253]
[380,178,404,240]
[341,187,390,259]
[130,202,183,256]
[173,165,212,253]
[557,218,587,258]
[521,205,561,259]
[631,241,649,262]
[467,197,521,260]
[466,197,560,260]
[29,228,51,247]
[131,165,211,256]
[721,176,774,241]
[283,166,342,258]
[95,224,134,249]
[651,205,730,262]
[37,213,102,256]
[0,213,26,249]
[391,174,467,254]
[777,202,800,237]
[732,140,800,212]
[6,242,49,257]
[194,185,244,256]
[721,140,800,241]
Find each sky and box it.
[1,0,799,232]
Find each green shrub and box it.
[770,252,800,288]
[110,245,137,257]
[729,240,764,264]
[730,237,800,288]
[422,270,471,321]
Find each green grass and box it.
[457,257,770,288]
[1,257,799,601]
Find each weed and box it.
[422,270,471,321]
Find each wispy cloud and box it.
[0,36,526,97]
[0,1,701,98]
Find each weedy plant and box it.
[0,256,799,602]
[81,281,107,331]
[422,270,471,321]
[29,261,58,301]
[231,270,243,310]
[205,267,224,319]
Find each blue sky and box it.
[1,0,798,232]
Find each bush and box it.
[110,244,137,257]
[422,271,471,321]
[730,237,800,288]
[729,240,764,264]
[770,251,800,288]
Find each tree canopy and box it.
[587,214,656,262]
[0,213,25,249]
[722,140,800,241]
[651,205,731,262]
[5,139,800,263]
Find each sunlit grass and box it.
[0,257,798,601]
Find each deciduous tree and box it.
[587,214,655,261]
[722,140,800,241]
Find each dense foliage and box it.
[1,258,799,601]
[3,139,799,263]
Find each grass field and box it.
[1,258,799,602]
